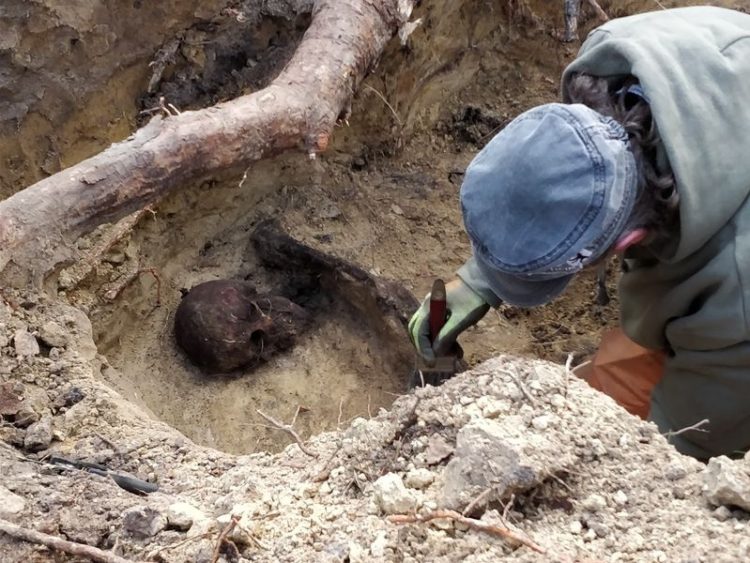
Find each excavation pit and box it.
[93,220,418,454]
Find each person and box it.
[408,5,750,460]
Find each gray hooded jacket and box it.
[461,6,750,458]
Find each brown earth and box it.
[2,0,750,561]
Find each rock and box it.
[373,473,417,515]
[38,321,69,348]
[390,204,404,216]
[370,531,388,557]
[423,434,454,465]
[13,405,40,428]
[166,502,206,531]
[713,506,733,521]
[59,508,108,546]
[405,468,434,489]
[582,494,608,513]
[0,486,25,519]
[53,386,86,410]
[613,490,628,506]
[123,506,167,539]
[13,329,39,358]
[531,414,552,431]
[441,418,566,511]
[703,455,750,511]
[569,520,583,534]
[664,461,688,482]
[24,416,53,452]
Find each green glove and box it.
[408,278,491,364]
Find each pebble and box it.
[24,416,53,452]
[664,461,688,482]
[583,528,597,542]
[373,473,417,515]
[713,506,733,522]
[613,490,628,506]
[166,502,206,531]
[122,506,167,538]
[0,486,25,519]
[404,468,434,489]
[569,520,583,534]
[582,493,608,512]
[38,321,68,348]
[370,531,388,557]
[13,329,39,358]
[531,414,552,431]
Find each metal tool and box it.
[409,279,463,388]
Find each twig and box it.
[337,397,344,429]
[388,510,546,554]
[504,370,539,406]
[584,0,609,22]
[362,84,403,127]
[58,209,150,291]
[104,267,162,305]
[664,418,710,438]
[502,493,516,520]
[146,532,213,559]
[564,353,573,401]
[312,443,343,482]
[256,409,317,458]
[462,487,493,516]
[147,38,180,93]
[0,519,136,563]
[211,515,240,563]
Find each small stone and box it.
[404,468,434,489]
[423,435,454,465]
[53,386,85,410]
[713,506,733,522]
[590,522,610,538]
[703,456,750,511]
[390,204,404,216]
[13,329,39,358]
[13,406,39,428]
[370,531,388,557]
[531,414,552,431]
[569,520,583,534]
[664,461,688,482]
[38,321,69,348]
[549,394,566,409]
[583,528,597,542]
[373,473,417,515]
[123,506,167,539]
[166,502,206,531]
[582,494,607,513]
[481,399,510,418]
[0,486,25,519]
[24,416,53,452]
[613,490,628,506]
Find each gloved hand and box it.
[408,278,491,364]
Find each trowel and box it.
[408,279,464,388]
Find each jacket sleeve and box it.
[456,256,503,308]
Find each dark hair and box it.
[566,73,679,249]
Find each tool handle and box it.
[429,279,447,343]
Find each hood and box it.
[561,6,750,262]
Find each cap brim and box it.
[475,255,573,307]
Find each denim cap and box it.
[460,103,637,307]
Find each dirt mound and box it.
[0,293,748,562]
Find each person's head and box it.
[459,73,678,307]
